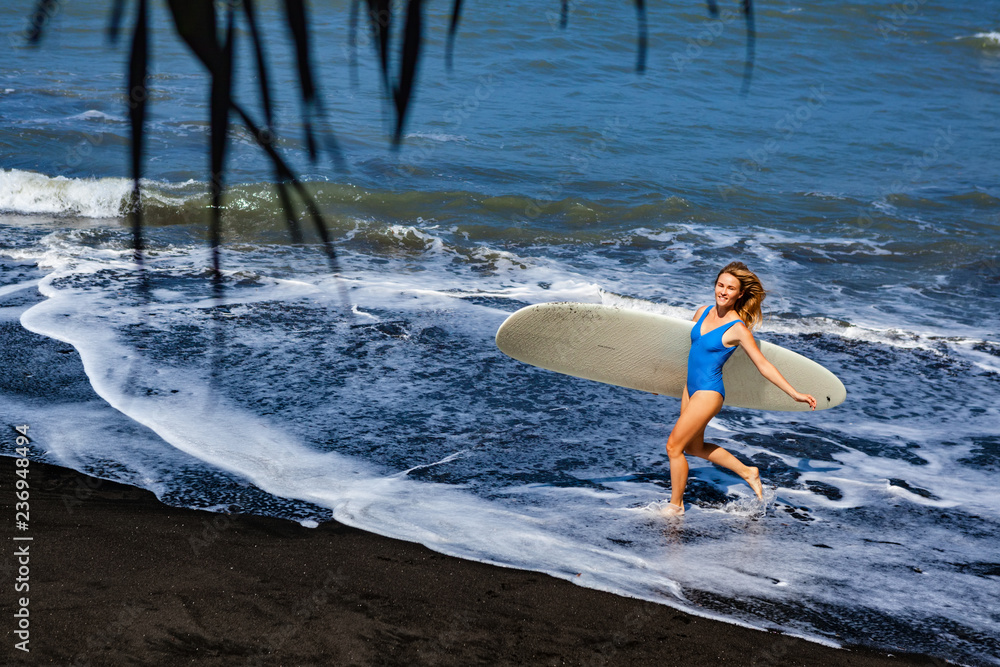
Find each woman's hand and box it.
[794,392,817,410]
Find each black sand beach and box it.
[1,456,947,666]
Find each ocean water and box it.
[2,1,999,664]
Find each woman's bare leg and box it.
[666,389,723,506]
[685,435,763,500]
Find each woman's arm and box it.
[729,323,817,410]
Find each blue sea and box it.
[2,1,999,663]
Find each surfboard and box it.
[495,302,846,412]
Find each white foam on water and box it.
[0,169,197,219]
[404,132,468,143]
[5,218,998,664]
[599,289,692,318]
[962,31,1000,46]
[21,275,788,635]
[67,110,122,122]
[0,278,40,299]
[0,169,131,218]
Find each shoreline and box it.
[1,455,947,665]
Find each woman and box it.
[661,262,816,517]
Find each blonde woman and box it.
[661,262,817,517]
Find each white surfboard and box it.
[495,302,846,412]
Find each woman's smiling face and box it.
[715,272,743,308]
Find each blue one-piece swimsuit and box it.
[686,306,743,398]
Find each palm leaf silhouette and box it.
[24,0,756,276]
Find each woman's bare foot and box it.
[742,466,763,500]
[660,502,685,517]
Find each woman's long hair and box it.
[716,261,766,331]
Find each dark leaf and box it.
[348,0,361,88]
[706,0,719,18]
[232,103,341,276]
[365,0,392,91]
[24,0,59,44]
[243,0,274,129]
[634,0,647,74]
[210,6,234,278]
[107,0,127,43]
[393,0,423,144]
[741,0,755,95]
[163,0,344,268]
[128,0,148,265]
[283,0,319,160]
[165,0,221,69]
[445,0,463,71]
[283,0,315,101]
[274,177,303,244]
